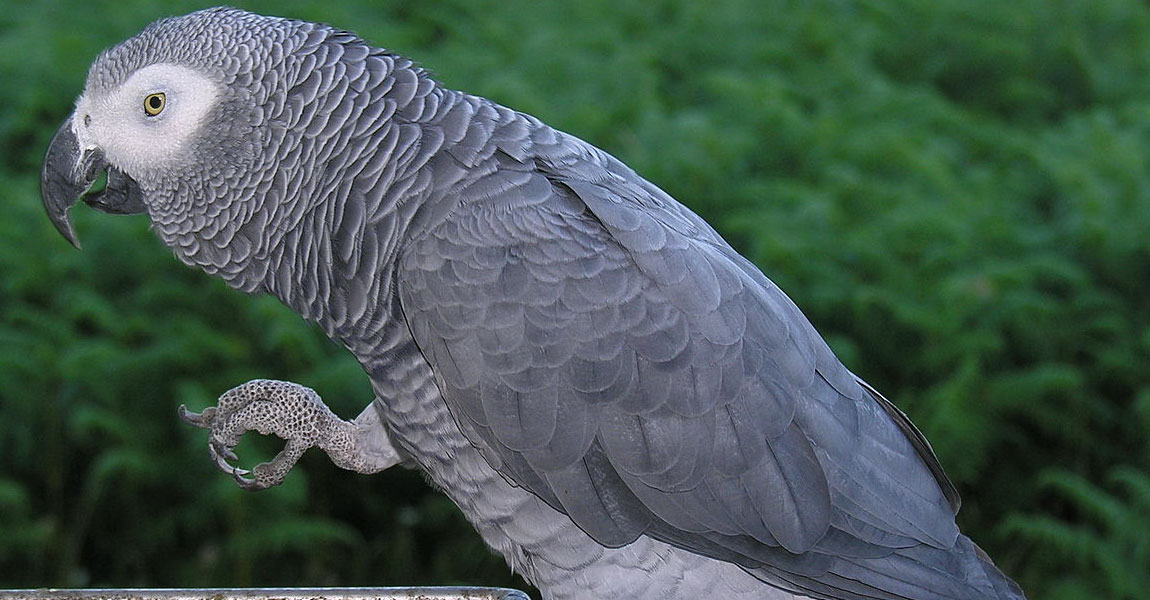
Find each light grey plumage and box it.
[40,8,1025,600]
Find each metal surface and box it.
[0,589,530,600]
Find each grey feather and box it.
[44,8,1024,600]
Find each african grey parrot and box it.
[40,8,1025,600]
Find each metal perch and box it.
[0,588,530,600]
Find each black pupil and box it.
[148,96,162,110]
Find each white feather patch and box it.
[73,63,220,176]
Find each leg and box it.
[179,379,405,490]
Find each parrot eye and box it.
[143,92,166,116]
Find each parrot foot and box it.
[179,379,403,491]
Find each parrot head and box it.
[41,61,223,248]
[40,8,300,252]
[41,6,424,297]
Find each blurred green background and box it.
[2,0,1149,598]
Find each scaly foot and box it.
[179,379,403,490]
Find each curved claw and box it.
[207,439,250,477]
[209,445,233,473]
[215,441,239,462]
[233,468,266,491]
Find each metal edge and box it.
[0,588,531,600]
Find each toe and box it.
[178,404,216,428]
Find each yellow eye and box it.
[143,92,166,116]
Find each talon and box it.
[233,470,253,487]
[182,379,356,491]
[211,448,234,473]
[233,469,265,491]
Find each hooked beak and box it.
[41,117,146,249]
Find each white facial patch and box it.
[73,63,220,177]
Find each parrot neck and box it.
[155,59,461,352]
[255,91,469,349]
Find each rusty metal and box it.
[0,588,530,600]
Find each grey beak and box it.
[41,119,87,248]
[40,117,147,249]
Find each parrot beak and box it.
[41,119,88,248]
[41,116,146,249]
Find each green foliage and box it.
[2,0,1149,598]
[1003,466,1150,600]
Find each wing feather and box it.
[397,115,978,599]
